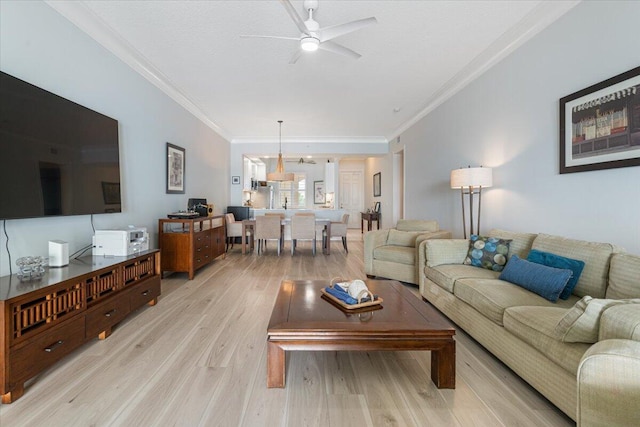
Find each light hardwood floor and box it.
[0,231,574,426]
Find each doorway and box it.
[339,171,363,228]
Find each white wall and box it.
[400,0,640,254]
[0,1,230,276]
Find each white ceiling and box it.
[48,0,578,143]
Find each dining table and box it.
[241,218,332,255]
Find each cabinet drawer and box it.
[10,315,85,385]
[129,279,161,310]
[85,295,130,339]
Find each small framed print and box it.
[373,172,381,197]
[166,142,185,194]
[232,176,241,185]
[314,181,325,204]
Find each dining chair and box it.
[225,213,249,252]
[265,212,285,247]
[330,213,350,253]
[255,215,283,255]
[290,213,317,256]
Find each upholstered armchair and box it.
[364,219,451,285]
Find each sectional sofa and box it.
[419,229,640,426]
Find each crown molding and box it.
[44,0,232,141]
[388,0,581,141]
[231,136,388,144]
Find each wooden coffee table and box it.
[267,279,456,389]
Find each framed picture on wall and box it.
[166,142,185,194]
[314,180,325,204]
[560,66,640,174]
[231,176,241,185]
[373,172,381,197]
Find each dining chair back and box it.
[290,214,316,256]
[255,215,283,255]
[331,213,350,253]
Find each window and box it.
[278,173,306,209]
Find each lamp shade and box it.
[450,167,493,189]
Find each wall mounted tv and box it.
[0,71,121,220]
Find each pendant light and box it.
[267,120,295,182]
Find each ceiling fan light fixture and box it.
[300,36,320,52]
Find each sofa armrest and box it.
[364,229,390,274]
[415,230,452,247]
[577,339,640,427]
[599,304,640,341]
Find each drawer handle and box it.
[104,309,117,317]
[142,290,150,296]
[44,340,64,353]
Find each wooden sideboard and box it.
[0,250,161,404]
[158,216,226,279]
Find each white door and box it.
[339,171,363,228]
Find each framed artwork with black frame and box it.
[560,66,640,174]
[166,142,185,194]
[373,172,381,197]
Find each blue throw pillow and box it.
[499,255,573,302]
[527,249,585,300]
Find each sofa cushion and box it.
[453,278,579,325]
[555,296,640,343]
[387,229,421,247]
[607,253,640,299]
[526,249,585,300]
[424,264,500,293]
[373,245,414,265]
[463,235,511,271]
[488,229,537,260]
[504,306,591,374]
[425,239,469,267]
[499,255,573,302]
[531,233,619,299]
[600,304,640,341]
[396,219,438,232]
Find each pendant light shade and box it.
[267,120,295,182]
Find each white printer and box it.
[93,227,149,256]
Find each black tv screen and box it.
[0,71,121,220]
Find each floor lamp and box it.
[450,166,493,239]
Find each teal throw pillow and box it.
[463,235,511,271]
[499,255,573,302]
[526,249,585,300]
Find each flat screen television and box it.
[0,71,121,220]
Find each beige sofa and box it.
[419,229,640,426]
[364,219,451,285]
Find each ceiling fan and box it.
[241,0,377,64]
[286,157,317,164]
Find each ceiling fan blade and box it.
[289,48,303,64]
[279,0,309,35]
[318,41,361,59]
[319,17,377,42]
[240,35,299,41]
